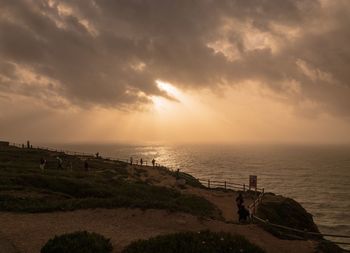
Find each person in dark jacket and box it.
[236,193,244,209]
[238,205,250,222]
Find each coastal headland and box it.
[0,144,345,253]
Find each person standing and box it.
[152,159,155,167]
[238,205,250,223]
[236,193,244,209]
[140,158,143,166]
[56,156,63,169]
[84,160,89,171]
[39,157,46,171]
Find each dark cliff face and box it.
[256,193,346,253]
[257,193,320,239]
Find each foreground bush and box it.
[122,230,265,253]
[41,231,113,253]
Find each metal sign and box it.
[249,175,257,189]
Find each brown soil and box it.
[0,164,317,253]
[0,208,316,253]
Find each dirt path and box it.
[0,208,316,253]
[183,187,254,222]
[131,165,254,222]
[0,233,18,253]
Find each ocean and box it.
[56,143,350,248]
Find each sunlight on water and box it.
[58,143,350,249]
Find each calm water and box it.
[57,143,350,248]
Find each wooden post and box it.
[255,187,257,198]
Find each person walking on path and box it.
[140,158,143,166]
[152,158,155,167]
[236,193,244,209]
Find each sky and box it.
[0,0,350,145]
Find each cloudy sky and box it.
[0,0,350,144]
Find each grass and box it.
[0,146,220,218]
[122,230,266,253]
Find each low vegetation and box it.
[0,146,220,218]
[122,230,266,253]
[41,231,112,253]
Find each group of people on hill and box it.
[40,154,157,172]
[236,193,250,223]
[39,156,90,171]
[129,157,156,167]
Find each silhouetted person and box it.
[130,157,133,165]
[40,157,46,171]
[140,158,143,166]
[84,160,89,171]
[95,152,99,159]
[56,156,63,169]
[238,205,250,222]
[175,169,180,180]
[236,193,244,209]
[152,159,155,167]
[27,140,30,148]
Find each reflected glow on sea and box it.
[57,143,350,248]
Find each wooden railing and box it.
[6,142,350,247]
[252,215,350,246]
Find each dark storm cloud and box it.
[0,0,349,116]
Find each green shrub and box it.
[41,231,113,253]
[122,230,265,253]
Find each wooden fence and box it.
[7,142,350,247]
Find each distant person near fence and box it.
[140,158,143,166]
[56,156,63,169]
[40,157,46,171]
[152,158,155,167]
[236,193,244,209]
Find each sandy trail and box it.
[0,208,316,253]
[137,165,254,222]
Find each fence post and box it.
[255,187,257,198]
[208,179,210,188]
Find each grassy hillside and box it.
[0,146,220,218]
